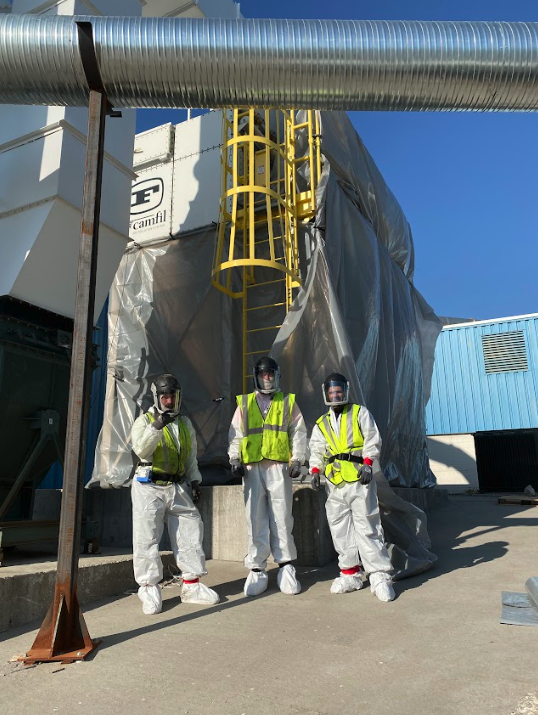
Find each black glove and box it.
[310,471,322,491]
[289,461,302,479]
[152,411,174,430]
[230,459,245,478]
[191,482,201,503]
[360,463,373,485]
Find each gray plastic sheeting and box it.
[501,578,538,626]
[89,111,440,576]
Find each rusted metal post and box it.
[21,87,107,664]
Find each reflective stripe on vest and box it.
[236,391,295,464]
[316,404,364,485]
[145,413,191,478]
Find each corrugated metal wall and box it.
[426,315,538,435]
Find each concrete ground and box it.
[0,495,537,715]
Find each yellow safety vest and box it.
[236,391,295,464]
[145,413,191,481]
[316,404,365,485]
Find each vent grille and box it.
[482,331,528,374]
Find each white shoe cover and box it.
[330,573,364,594]
[277,564,301,595]
[244,570,269,597]
[181,581,220,605]
[369,572,395,602]
[373,582,396,602]
[138,585,162,615]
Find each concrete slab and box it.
[0,548,176,633]
[0,496,536,715]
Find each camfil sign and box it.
[129,173,171,240]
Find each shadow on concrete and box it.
[89,566,333,655]
[394,499,537,596]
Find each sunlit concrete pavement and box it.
[1,495,537,715]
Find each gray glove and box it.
[289,460,302,479]
[360,463,373,485]
[310,471,322,491]
[230,459,245,478]
[191,482,201,503]
[152,411,174,430]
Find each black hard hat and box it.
[253,357,280,394]
[324,372,348,386]
[255,356,279,373]
[153,373,180,394]
[322,372,349,406]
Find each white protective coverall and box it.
[228,392,307,572]
[131,408,216,609]
[309,405,394,596]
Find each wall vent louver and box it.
[482,331,528,374]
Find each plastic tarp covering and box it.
[501,578,538,626]
[89,110,440,576]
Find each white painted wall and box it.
[1,0,238,317]
[0,0,141,317]
[427,434,479,492]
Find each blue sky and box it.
[136,1,538,321]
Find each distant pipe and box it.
[1,15,538,111]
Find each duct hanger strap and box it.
[77,22,104,93]
[2,15,538,111]
[76,21,120,117]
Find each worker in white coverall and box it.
[131,373,219,615]
[309,372,395,602]
[228,357,307,597]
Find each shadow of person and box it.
[90,574,284,655]
[397,538,510,595]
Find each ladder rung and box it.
[246,278,286,289]
[246,349,274,356]
[246,302,286,312]
[246,325,282,334]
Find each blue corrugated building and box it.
[426,314,538,492]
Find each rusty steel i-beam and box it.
[20,24,109,665]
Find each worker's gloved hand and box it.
[310,469,322,491]
[359,463,373,485]
[191,482,201,503]
[153,411,174,430]
[230,459,245,478]
[289,461,302,479]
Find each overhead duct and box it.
[1,14,538,111]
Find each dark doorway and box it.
[474,429,538,492]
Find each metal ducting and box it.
[1,14,538,111]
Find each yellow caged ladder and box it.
[212,109,322,392]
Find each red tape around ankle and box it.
[341,566,360,576]
[183,578,199,584]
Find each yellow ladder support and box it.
[212,109,321,392]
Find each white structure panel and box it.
[0,202,54,297]
[427,434,479,492]
[10,200,128,317]
[133,123,174,168]
[0,106,52,147]
[0,130,62,214]
[142,0,240,18]
[59,131,135,237]
[0,0,142,317]
[171,110,222,234]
